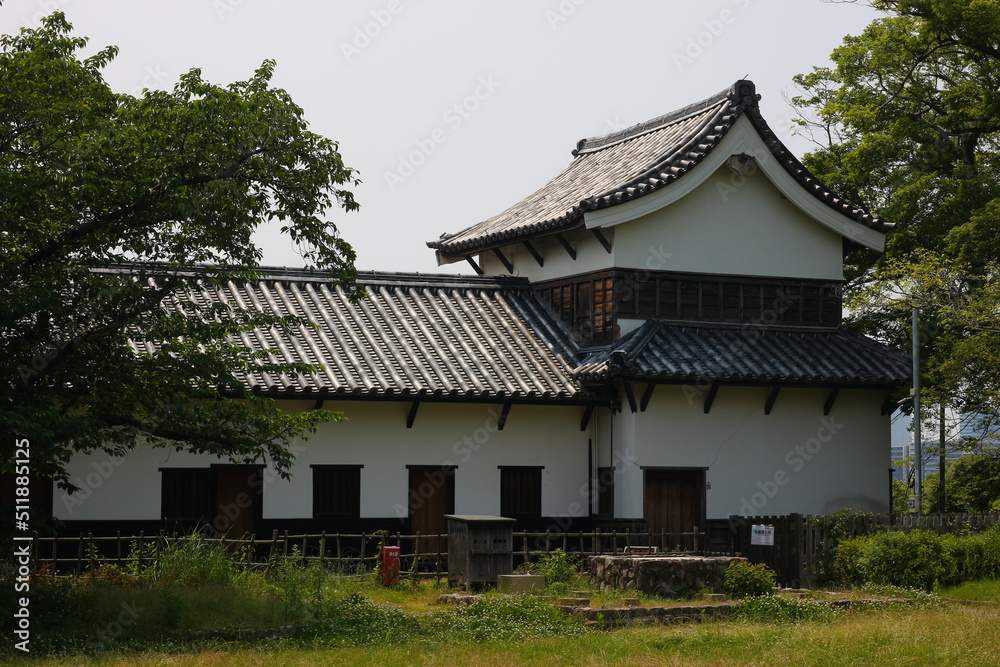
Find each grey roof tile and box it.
[575,320,911,387]
[428,79,892,257]
[121,267,593,403]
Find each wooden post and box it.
[320,531,327,566]
[268,529,279,561]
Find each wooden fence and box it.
[23,527,708,576]
[730,512,1000,587]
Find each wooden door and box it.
[644,469,704,551]
[212,465,262,539]
[408,466,454,555]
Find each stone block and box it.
[496,574,545,593]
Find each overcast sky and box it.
[4,0,882,274]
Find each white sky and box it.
[3,0,881,274]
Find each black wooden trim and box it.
[580,405,594,432]
[703,384,719,414]
[406,401,420,429]
[881,392,897,416]
[764,386,780,415]
[555,233,577,260]
[523,240,544,267]
[309,464,364,468]
[497,402,513,431]
[823,388,840,416]
[492,248,515,274]
[623,382,638,414]
[591,228,613,253]
[313,398,325,410]
[639,383,656,412]
[465,255,484,275]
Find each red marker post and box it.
[381,545,400,586]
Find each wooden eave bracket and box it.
[492,248,515,274]
[313,398,325,411]
[881,392,896,416]
[580,405,594,432]
[639,383,656,412]
[523,240,544,267]
[406,401,420,429]
[623,382,638,414]
[703,384,719,414]
[591,228,613,253]
[764,387,780,415]
[465,255,484,275]
[555,233,577,260]
[823,388,840,416]
[497,402,513,431]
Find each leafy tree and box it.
[790,0,1000,429]
[923,455,1000,513]
[1,14,361,491]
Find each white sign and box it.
[750,524,774,546]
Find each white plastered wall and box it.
[607,385,891,519]
[54,400,593,522]
[611,165,845,281]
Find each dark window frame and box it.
[499,465,543,518]
[311,464,364,519]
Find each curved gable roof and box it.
[428,79,891,259]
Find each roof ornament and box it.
[730,79,761,109]
[726,153,758,177]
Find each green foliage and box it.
[733,595,837,623]
[153,534,244,587]
[723,561,776,599]
[0,13,360,490]
[427,593,586,643]
[833,528,1000,590]
[523,549,581,593]
[791,0,1000,421]
[299,592,420,646]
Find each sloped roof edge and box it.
[428,79,892,258]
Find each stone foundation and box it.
[587,555,747,596]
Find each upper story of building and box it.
[427,80,893,347]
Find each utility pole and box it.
[938,403,947,513]
[912,308,922,512]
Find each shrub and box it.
[524,549,580,592]
[724,561,776,599]
[834,530,957,591]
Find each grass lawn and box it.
[7,536,999,666]
[19,603,1000,666]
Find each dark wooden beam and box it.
[703,384,719,414]
[406,401,420,429]
[313,398,325,411]
[497,402,513,431]
[464,255,484,275]
[580,405,594,432]
[492,248,514,274]
[555,233,576,260]
[640,383,656,412]
[823,388,840,416]
[523,240,544,267]
[591,227,613,253]
[881,392,896,416]
[623,382,638,414]
[764,387,780,415]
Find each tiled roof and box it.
[125,268,596,404]
[428,79,892,257]
[574,321,911,387]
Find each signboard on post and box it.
[750,524,774,546]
